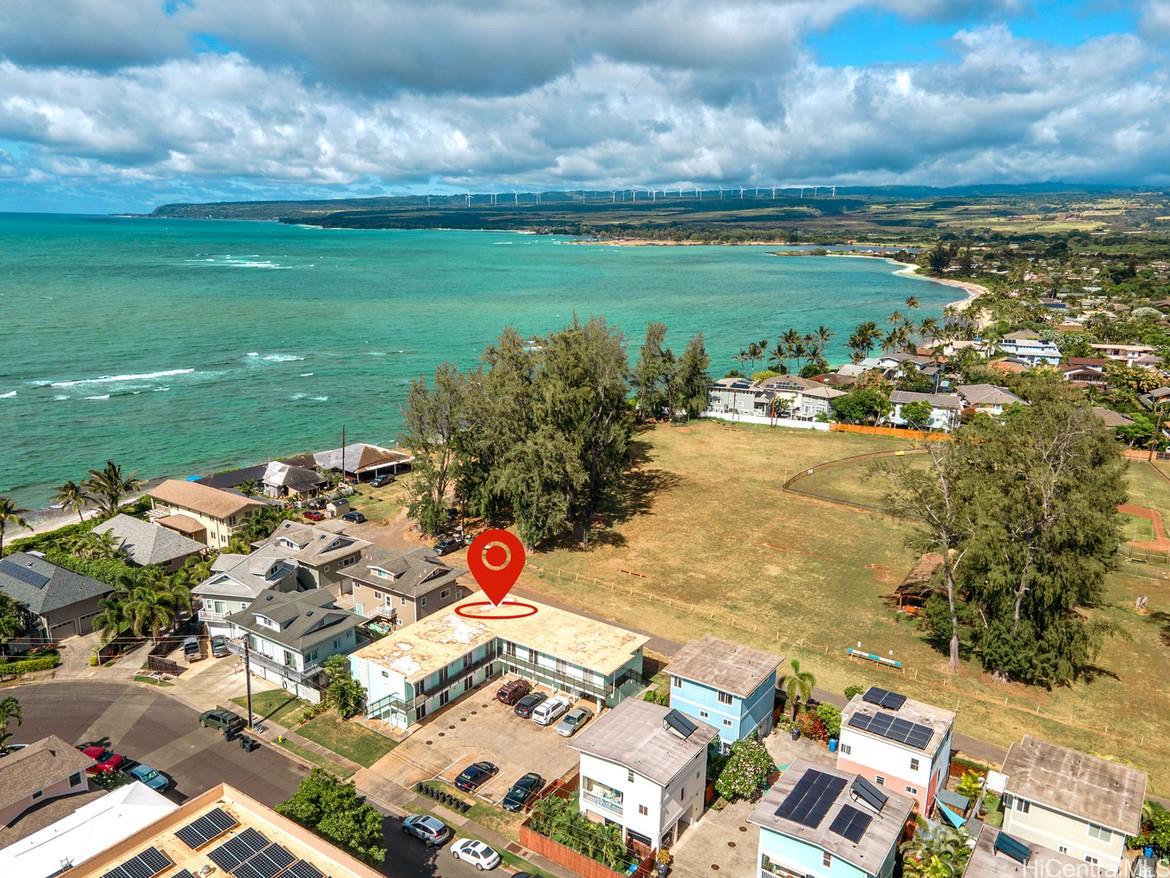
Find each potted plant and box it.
[656,848,673,878]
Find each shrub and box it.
[816,703,842,739]
[956,770,984,801]
[529,795,632,871]
[0,654,61,675]
[276,769,386,865]
[1130,801,1170,852]
[714,737,774,801]
[843,685,865,700]
[797,710,827,741]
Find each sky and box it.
[0,0,1168,213]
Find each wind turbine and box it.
[466,192,472,207]
[771,187,776,199]
[612,191,617,203]
[513,191,519,205]
[719,186,724,200]
[740,186,745,199]
[831,185,837,198]
[812,186,819,198]
[799,187,806,198]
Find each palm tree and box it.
[0,695,22,754]
[53,481,90,525]
[782,658,816,719]
[68,529,124,561]
[918,317,940,344]
[120,572,192,644]
[848,321,881,362]
[815,325,833,349]
[746,341,763,374]
[0,594,32,656]
[93,592,127,645]
[82,460,142,516]
[768,341,789,375]
[734,349,748,375]
[901,818,970,878]
[887,309,905,328]
[0,497,29,556]
[238,479,260,498]
[905,295,920,309]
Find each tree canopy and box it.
[276,769,386,865]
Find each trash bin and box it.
[791,727,801,741]
[828,738,838,753]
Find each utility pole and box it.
[243,638,254,730]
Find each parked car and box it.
[454,761,498,793]
[182,636,203,661]
[556,706,593,737]
[501,772,545,812]
[496,679,532,706]
[0,743,28,757]
[371,474,395,488]
[210,634,231,658]
[303,509,326,522]
[199,708,245,733]
[433,535,461,556]
[341,510,367,524]
[531,696,570,726]
[513,692,547,719]
[78,744,124,774]
[451,838,501,871]
[401,814,451,845]
[128,763,171,791]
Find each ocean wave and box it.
[366,350,405,356]
[50,368,195,388]
[245,352,304,363]
[0,390,16,399]
[299,372,314,377]
[185,254,292,270]
[53,394,69,401]
[289,393,328,402]
[25,380,52,387]
[83,394,110,400]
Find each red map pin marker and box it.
[466,529,526,607]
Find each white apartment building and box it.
[571,700,717,852]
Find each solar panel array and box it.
[851,776,888,813]
[861,686,907,711]
[234,843,296,878]
[285,862,326,878]
[171,871,197,878]
[101,847,172,878]
[994,831,1031,865]
[848,710,933,750]
[0,559,50,589]
[175,807,239,849]
[829,805,873,843]
[663,709,698,739]
[209,828,269,872]
[775,770,847,828]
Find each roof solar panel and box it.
[861,687,907,711]
[208,828,269,872]
[285,862,326,878]
[848,710,933,750]
[232,843,295,878]
[171,871,197,878]
[862,687,889,706]
[663,709,698,739]
[101,847,172,878]
[830,805,873,843]
[176,806,239,849]
[776,769,847,828]
[994,831,1031,864]
[0,559,50,589]
[851,776,888,813]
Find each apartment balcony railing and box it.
[497,653,611,700]
[582,790,624,817]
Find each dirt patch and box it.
[1118,503,1170,552]
[865,563,900,586]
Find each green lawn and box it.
[297,714,397,767]
[232,690,315,727]
[275,737,356,778]
[1122,514,1156,543]
[429,780,525,838]
[516,421,1170,792]
[345,481,409,526]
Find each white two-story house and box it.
[887,391,962,432]
[1000,736,1147,870]
[192,545,300,638]
[571,700,717,852]
[837,687,954,815]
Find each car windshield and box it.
[137,768,158,780]
[420,817,443,831]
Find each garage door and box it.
[77,611,101,635]
[50,617,79,640]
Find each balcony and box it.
[582,790,624,817]
[497,652,611,700]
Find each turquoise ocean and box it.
[0,213,956,507]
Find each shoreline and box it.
[828,252,988,315]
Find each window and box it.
[639,805,649,816]
[671,675,682,688]
[1085,858,1099,866]
[906,786,918,795]
[333,639,341,649]
[420,596,427,607]
[1058,847,1068,855]
[32,788,43,800]
[401,596,407,605]
[874,776,885,787]
[840,743,851,756]
[910,758,920,772]
[283,650,294,667]
[341,556,356,567]
[717,691,733,705]
[722,719,733,727]
[1087,824,1111,841]
[69,772,82,786]
[628,769,635,783]
[822,852,832,868]
[381,670,389,678]
[1016,799,1030,814]
[440,588,450,599]
[213,600,225,614]
[699,710,709,719]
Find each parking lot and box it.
[368,676,600,804]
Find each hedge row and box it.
[0,654,61,675]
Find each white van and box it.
[531,696,570,726]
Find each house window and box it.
[671,675,682,688]
[628,769,635,783]
[420,596,427,607]
[213,600,225,614]
[32,788,44,800]
[840,743,851,756]
[639,805,648,816]
[1016,798,1030,814]
[401,596,407,605]
[1085,858,1099,865]
[1087,824,1110,841]
[333,639,341,649]
[906,786,918,795]
[910,757,920,772]
[1059,847,1068,854]
[717,691,733,705]
[822,852,832,868]
[440,588,450,599]
[699,710,709,719]
[69,772,82,786]
[381,670,389,678]
[874,776,885,787]
[722,719,733,728]
[283,650,294,667]
[341,556,356,567]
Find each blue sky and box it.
[0,0,1167,213]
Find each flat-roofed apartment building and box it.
[67,783,384,878]
[349,597,649,728]
[147,479,263,549]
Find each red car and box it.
[78,744,124,774]
[303,509,326,522]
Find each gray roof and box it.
[956,384,1026,407]
[890,390,962,410]
[749,760,914,875]
[261,520,371,568]
[311,443,412,474]
[841,692,955,758]
[262,461,327,493]
[92,514,204,567]
[1002,736,1146,834]
[667,635,782,699]
[0,734,94,812]
[348,546,465,598]
[0,553,112,616]
[963,826,1104,878]
[227,589,360,652]
[569,699,717,786]
[192,546,298,601]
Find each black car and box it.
[502,772,545,812]
[513,692,547,718]
[371,474,395,488]
[454,761,498,793]
[433,535,461,556]
[342,510,367,524]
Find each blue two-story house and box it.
[668,635,781,752]
[749,761,914,878]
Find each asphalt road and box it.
[4,682,530,878]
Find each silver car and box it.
[402,814,451,845]
[556,706,593,737]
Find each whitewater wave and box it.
[289,393,328,402]
[83,394,110,400]
[300,372,314,377]
[245,353,304,363]
[0,390,16,399]
[50,368,195,388]
[54,394,69,401]
[185,254,293,270]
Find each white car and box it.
[452,838,502,870]
[531,695,571,726]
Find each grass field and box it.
[347,480,409,526]
[232,690,314,727]
[518,421,1170,792]
[297,713,397,767]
